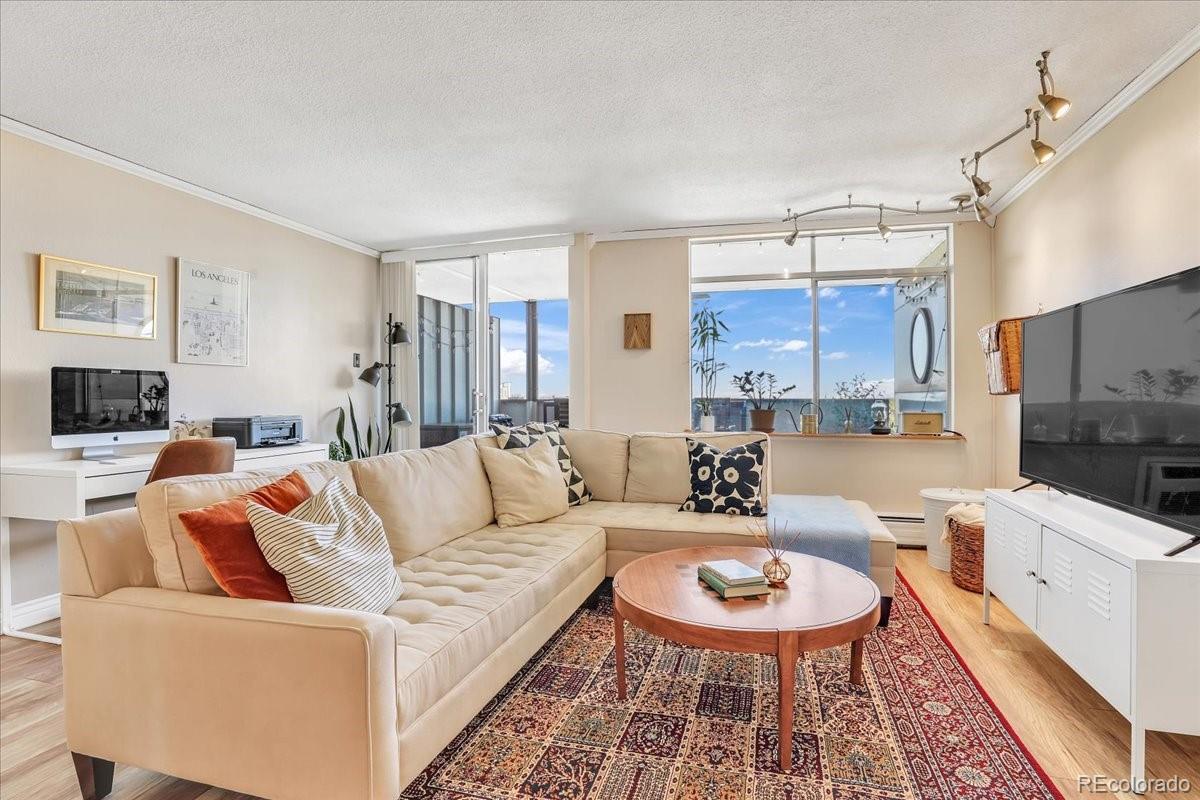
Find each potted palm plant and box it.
[691,305,728,432]
[732,370,795,433]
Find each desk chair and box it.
[145,437,236,484]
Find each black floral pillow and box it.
[679,438,767,516]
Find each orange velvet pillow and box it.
[178,471,312,602]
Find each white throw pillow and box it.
[247,477,402,613]
[477,436,570,527]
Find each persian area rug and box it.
[401,574,1063,799]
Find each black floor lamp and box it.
[358,313,413,443]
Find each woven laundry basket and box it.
[948,517,985,593]
[978,317,1029,395]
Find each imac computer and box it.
[51,367,170,459]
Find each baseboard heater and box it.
[878,514,925,548]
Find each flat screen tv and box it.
[1021,267,1200,547]
[51,366,170,458]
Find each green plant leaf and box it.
[347,394,364,458]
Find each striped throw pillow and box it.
[246,477,402,613]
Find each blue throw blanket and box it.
[767,495,871,577]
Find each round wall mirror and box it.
[910,307,933,384]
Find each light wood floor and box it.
[2,553,1197,800]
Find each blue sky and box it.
[694,283,896,398]
[492,299,569,398]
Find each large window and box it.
[690,228,949,433]
[415,247,570,448]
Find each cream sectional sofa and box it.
[58,430,895,800]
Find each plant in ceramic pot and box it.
[691,304,728,432]
[731,370,795,433]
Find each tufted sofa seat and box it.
[57,428,895,800]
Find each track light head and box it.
[876,204,891,241]
[972,198,992,224]
[1036,50,1070,121]
[970,174,992,199]
[1029,110,1056,164]
[1031,139,1056,164]
[783,228,799,247]
[1038,93,1071,121]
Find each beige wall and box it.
[1,131,379,603]
[992,55,1200,486]
[587,237,692,433]
[583,222,995,515]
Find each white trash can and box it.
[919,487,985,571]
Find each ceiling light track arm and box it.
[781,201,957,224]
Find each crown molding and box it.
[0,116,380,258]
[990,25,1200,217]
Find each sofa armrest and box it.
[62,588,399,800]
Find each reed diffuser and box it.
[753,517,803,586]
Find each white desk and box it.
[0,442,329,644]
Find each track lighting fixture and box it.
[876,204,892,241]
[962,154,991,199]
[1036,50,1071,121]
[783,211,800,246]
[1029,109,1056,164]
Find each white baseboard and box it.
[881,517,926,548]
[9,593,60,630]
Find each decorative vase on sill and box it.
[699,415,716,433]
[749,409,776,433]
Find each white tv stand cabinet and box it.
[983,489,1200,793]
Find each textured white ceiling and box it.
[2,1,1197,251]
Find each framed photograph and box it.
[177,259,250,366]
[38,254,158,339]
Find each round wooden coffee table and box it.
[612,546,880,770]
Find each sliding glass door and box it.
[415,247,569,447]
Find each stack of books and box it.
[698,559,769,599]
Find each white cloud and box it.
[501,348,554,377]
[733,338,808,353]
[821,351,850,360]
[819,287,840,298]
[836,300,846,309]
[875,286,891,297]
[732,338,772,350]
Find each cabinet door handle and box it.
[1025,570,1037,577]
[1036,577,1048,585]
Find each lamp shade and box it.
[388,321,410,345]
[358,362,383,386]
[387,402,412,425]
[1038,93,1070,121]
[1031,139,1056,164]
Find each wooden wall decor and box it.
[624,313,651,349]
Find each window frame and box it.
[688,224,953,431]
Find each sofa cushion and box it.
[624,432,770,505]
[559,428,629,502]
[350,437,495,564]
[491,422,592,506]
[137,461,354,594]
[248,477,403,613]
[388,522,605,731]
[177,471,311,602]
[679,438,767,516]
[478,437,570,527]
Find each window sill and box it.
[767,432,966,442]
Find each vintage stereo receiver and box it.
[212,415,304,448]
